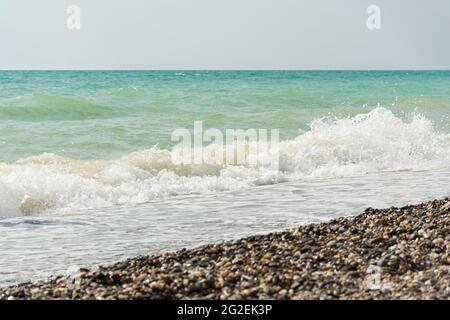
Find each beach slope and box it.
[1,198,449,300]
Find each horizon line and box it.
[1,69,450,72]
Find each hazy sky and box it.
[1,0,449,69]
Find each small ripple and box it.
[0,218,92,228]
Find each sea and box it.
[0,70,449,285]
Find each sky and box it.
[0,0,449,70]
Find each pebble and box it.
[1,197,449,300]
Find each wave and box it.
[0,107,449,217]
[0,93,138,121]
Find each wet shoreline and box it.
[1,197,449,300]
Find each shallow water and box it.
[1,168,450,286]
[0,71,449,285]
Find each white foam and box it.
[0,182,21,217]
[278,107,450,178]
[0,107,449,217]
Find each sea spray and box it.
[0,108,449,217]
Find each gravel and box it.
[1,197,449,300]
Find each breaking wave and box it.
[0,107,449,217]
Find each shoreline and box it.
[1,197,449,300]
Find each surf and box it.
[0,107,449,217]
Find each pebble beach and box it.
[1,197,449,300]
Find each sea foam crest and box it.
[0,107,449,217]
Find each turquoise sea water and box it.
[1,71,449,161]
[0,71,450,285]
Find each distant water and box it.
[0,71,449,285]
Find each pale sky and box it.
[0,0,449,70]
